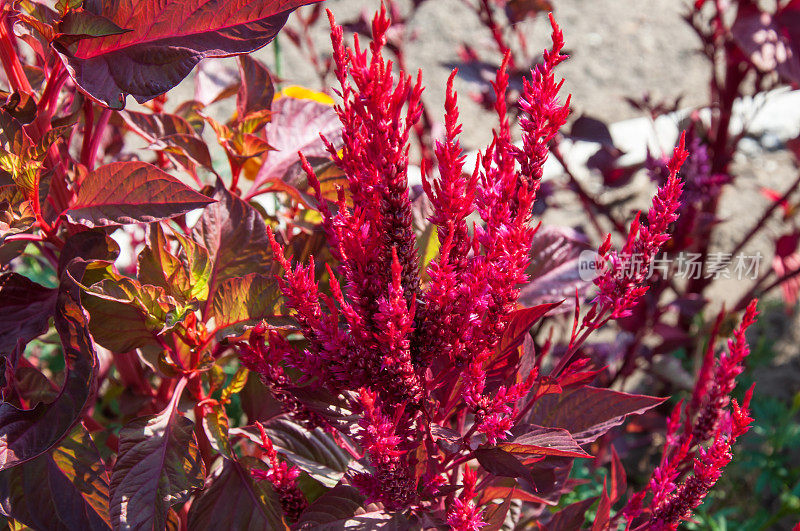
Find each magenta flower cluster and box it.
[622,301,758,530]
[253,5,569,509]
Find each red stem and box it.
[87,108,111,170]
[0,12,32,94]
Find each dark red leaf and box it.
[57,229,120,279]
[187,457,287,530]
[0,425,111,530]
[295,483,412,528]
[237,55,274,119]
[0,291,97,470]
[591,478,612,531]
[475,447,535,484]
[55,0,321,108]
[545,496,598,531]
[569,115,615,147]
[609,446,626,503]
[123,110,197,139]
[110,383,205,530]
[63,161,214,227]
[527,386,665,444]
[481,496,513,531]
[151,133,215,172]
[0,273,57,357]
[498,302,562,357]
[296,485,364,527]
[500,425,591,458]
[478,478,550,506]
[505,0,553,23]
[193,180,274,311]
[528,456,574,505]
[264,419,352,487]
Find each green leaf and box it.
[220,366,249,403]
[208,273,284,339]
[57,9,130,47]
[187,457,287,530]
[206,365,226,393]
[202,405,232,458]
[62,161,214,227]
[137,224,212,303]
[0,425,111,530]
[110,383,205,530]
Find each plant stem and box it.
[0,11,32,94]
[85,108,111,171]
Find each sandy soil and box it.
[260,0,711,151]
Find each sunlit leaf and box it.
[209,274,284,339]
[0,425,111,530]
[193,180,273,311]
[499,425,590,458]
[251,94,341,190]
[63,162,214,227]
[54,0,321,109]
[137,224,212,304]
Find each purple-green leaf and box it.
[187,457,287,530]
[209,273,285,339]
[55,0,321,109]
[193,180,273,314]
[62,162,214,227]
[56,9,130,47]
[137,224,213,304]
[110,382,205,530]
[0,425,111,530]
[0,291,97,470]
